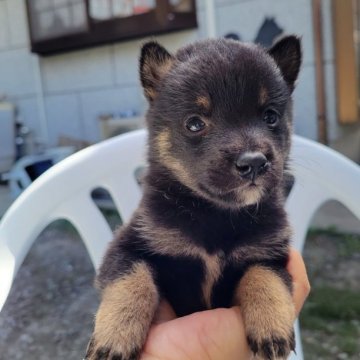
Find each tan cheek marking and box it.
[196,96,210,110]
[155,130,195,188]
[155,129,171,158]
[234,265,295,340]
[145,88,157,101]
[94,262,159,355]
[259,86,268,106]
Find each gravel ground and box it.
[0,224,98,360]
[301,230,360,360]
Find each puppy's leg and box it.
[85,261,159,360]
[235,265,295,360]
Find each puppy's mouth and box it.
[197,181,265,208]
[201,166,269,195]
[199,180,258,194]
[196,159,284,208]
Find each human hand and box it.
[141,248,310,360]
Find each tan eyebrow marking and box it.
[196,96,211,110]
[259,86,269,106]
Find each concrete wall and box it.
[0,0,342,146]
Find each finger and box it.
[287,248,311,315]
[142,307,251,360]
[152,299,177,324]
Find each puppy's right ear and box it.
[268,35,302,92]
[140,41,174,102]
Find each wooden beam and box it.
[312,0,328,143]
[333,0,359,124]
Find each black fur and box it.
[87,36,302,360]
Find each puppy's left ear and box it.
[268,35,302,92]
[140,41,174,102]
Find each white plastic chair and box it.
[5,146,75,198]
[286,136,360,252]
[0,128,360,360]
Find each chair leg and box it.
[0,242,16,311]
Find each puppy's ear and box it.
[140,41,174,102]
[268,35,302,91]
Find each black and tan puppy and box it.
[85,35,302,360]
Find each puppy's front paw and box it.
[236,266,296,359]
[85,262,159,360]
[85,336,141,360]
[247,328,295,360]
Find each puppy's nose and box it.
[235,152,269,179]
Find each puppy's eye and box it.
[263,110,279,128]
[185,116,206,133]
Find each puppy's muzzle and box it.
[235,152,269,181]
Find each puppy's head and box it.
[140,36,301,209]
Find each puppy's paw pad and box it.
[247,331,295,360]
[84,337,141,360]
[85,349,140,360]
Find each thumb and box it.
[141,307,251,360]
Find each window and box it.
[26,0,197,56]
[28,0,88,42]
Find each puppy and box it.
[85,35,302,360]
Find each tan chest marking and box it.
[201,252,224,308]
[135,211,226,308]
[229,225,291,264]
[136,210,291,309]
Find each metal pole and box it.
[205,0,217,38]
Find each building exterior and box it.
[0,0,359,160]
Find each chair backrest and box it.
[287,135,360,251]
[0,129,147,312]
[1,129,359,360]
